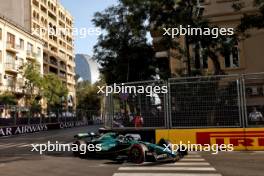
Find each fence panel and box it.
[104,80,168,129]
[103,94,113,128]
[243,73,264,127]
[168,75,242,128]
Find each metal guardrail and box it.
[0,108,101,127]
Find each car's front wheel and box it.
[72,140,87,158]
[128,144,147,164]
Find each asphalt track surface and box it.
[0,125,264,176]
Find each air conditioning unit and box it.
[246,86,258,96]
[251,86,258,96]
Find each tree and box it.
[93,3,156,84]
[0,92,17,106]
[76,81,101,110]
[21,61,43,108]
[42,74,68,111]
[121,0,238,76]
[234,0,264,34]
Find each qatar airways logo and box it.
[0,124,48,136]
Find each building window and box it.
[18,58,24,68]
[0,28,2,40]
[6,75,15,87]
[224,41,239,68]
[0,50,2,63]
[6,51,15,63]
[194,43,208,70]
[27,42,33,53]
[19,39,24,50]
[0,73,2,84]
[7,32,15,47]
[37,47,41,56]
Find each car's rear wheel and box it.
[128,144,147,164]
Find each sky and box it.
[60,0,118,56]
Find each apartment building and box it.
[0,14,43,106]
[151,0,264,76]
[0,0,76,108]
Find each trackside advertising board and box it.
[156,128,264,151]
[0,121,88,137]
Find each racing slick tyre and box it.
[178,146,188,157]
[72,140,87,158]
[158,138,180,162]
[158,138,172,150]
[128,144,148,164]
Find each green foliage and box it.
[93,3,156,84]
[93,0,240,79]
[234,0,264,34]
[0,92,17,105]
[43,73,68,109]
[122,0,239,76]
[76,81,101,110]
[21,61,43,107]
[20,61,68,111]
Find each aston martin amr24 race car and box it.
[72,132,187,164]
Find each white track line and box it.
[16,144,31,148]
[113,173,221,176]
[185,155,201,158]
[118,167,216,171]
[164,162,210,166]
[0,143,28,149]
[181,158,205,161]
[188,152,199,154]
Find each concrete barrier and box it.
[156,128,264,151]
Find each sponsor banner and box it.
[0,121,88,137]
[156,128,264,151]
[0,124,48,137]
[59,121,88,129]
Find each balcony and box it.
[32,0,39,7]
[6,43,18,53]
[43,56,49,63]
[3,83,24,94]
[5,63,18,74]
[58,52,66,60]
[67,68,75,75]
[50,58,58,66]
[59,61,66,70]
[0,74,2,85]
[26,50,37,60]
[67,78,76,85]
[59,72,67,80]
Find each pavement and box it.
[0,125,264,176]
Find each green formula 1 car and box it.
[72,132,187,164]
